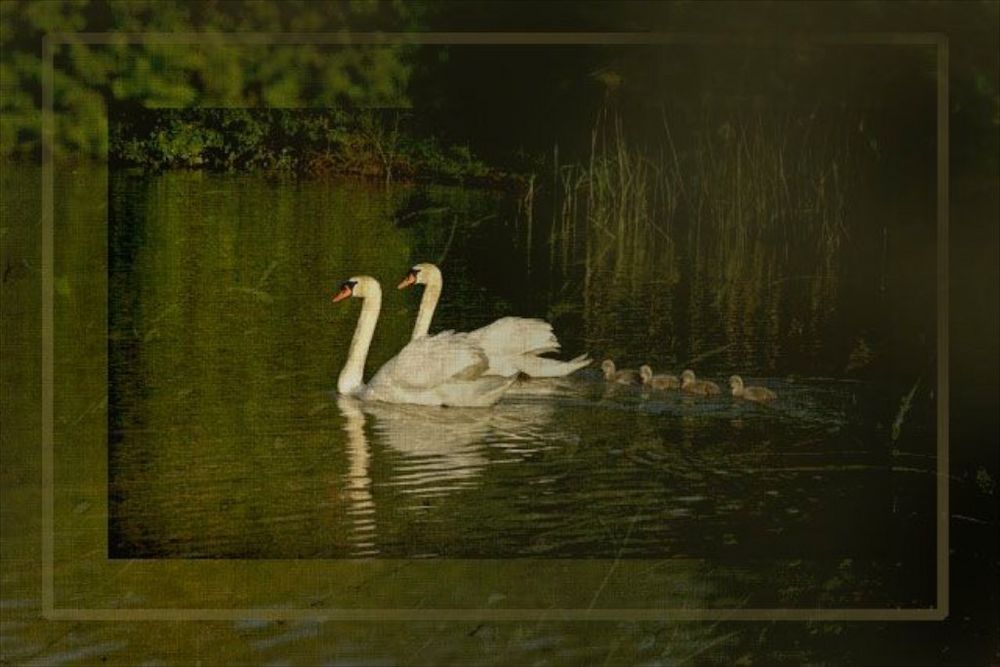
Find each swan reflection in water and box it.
[337,396,379,556]
[336,390,570,555]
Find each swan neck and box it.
[412,274,442,340]
[338,289,381,394]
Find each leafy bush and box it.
[109,108,520,187]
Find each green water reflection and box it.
[104,171,935,579]
[0,159,948,666]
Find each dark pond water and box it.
[104,170,937,606]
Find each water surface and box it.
[98,171,940,613]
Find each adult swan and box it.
[332,276,516,407]
[397,262,591,378]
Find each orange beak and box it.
[331,285,352,303]
[397,272,417,290]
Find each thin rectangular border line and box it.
[41,31,949,622]
[44,31,946,45]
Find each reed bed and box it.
[551,106,682,282]
[551,106,858,269]
[543,104,867,367]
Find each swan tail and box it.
[515,353,592,378]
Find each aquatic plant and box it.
[543,103,870,371]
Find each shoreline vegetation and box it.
[96,101,930,382]
[109,108,528,189]
[550,103,865,276]
[537,102,874,376]
[106,104,888,379]
[109,105,868,213]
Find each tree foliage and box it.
[0,0,421,158]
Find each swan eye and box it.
[341,280,358,291]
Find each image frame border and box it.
[39,31,950,622]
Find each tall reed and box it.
[542,103,866,367]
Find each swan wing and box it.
[370,330,489,390]
[468,317,560,357]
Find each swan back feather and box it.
[364,331,516,406]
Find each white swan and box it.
[397,262,591,377]
[332,276,516,407]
